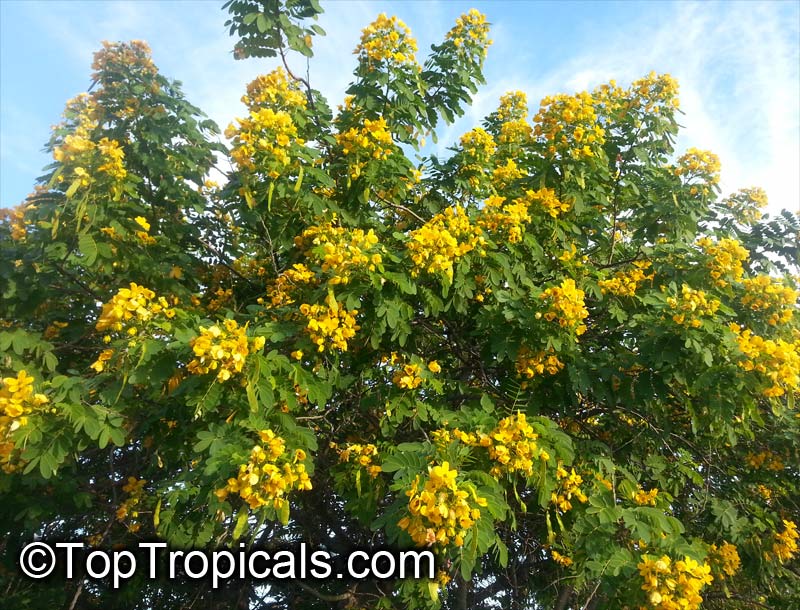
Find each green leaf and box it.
[65,178,83,199]
[278,499,290,525]
[78,233,98,266]
[246,381,259,412]
[233,509,250,541]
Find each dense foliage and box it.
[1,1,798,608]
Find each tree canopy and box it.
[1,1,798,609]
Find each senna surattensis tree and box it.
[1,2,798,609]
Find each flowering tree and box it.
[1,1,799,609]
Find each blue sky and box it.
[1,0,798,215]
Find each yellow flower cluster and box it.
[633,487,659,506]
[43,320,68,340]
[552,464,588,512]
[552,550,573,567]
[696,237,749,287]
[207,287,233,312]
[756,483,773,502]
[241,68,307,112]
[446,9,492,58]
[458,127,496,188]
[133,215,156,245]
[398,461,487,548]
[266,264,316,308]
[0,370,49,472]
[227,68,308,180]
[478,195,531,243]
[745,449,785,471]
[382,353,440,389]
[2,204,29,241]
[768,520,799,563]
[91,40,157,81]
[335,442,382,478]
[299,293,360,352]
[523,187,571,218]
[460,127,496,163]
[591,74,679,129]
[499,118,534,147]
[637,554,713,610]
[227,107,301,178]
[295,221,382,284]
[407,206,485,279]
[336,117,395,179]
[540,278,589,336]
[355,13,419,68]
[674,148,721,185]
[393,362,423,390]
[534,90,605,159]
[491,158,524,188]
[730,324,799,397]
[724,187,768,224]
[96,283,176,333]
[52,94,127,197]
[516,347,564,378]
[599,261,654,297]
[217,431,312,512]
[629,72,680,113]
[495,91,532,147]
[116,476,146,533]
[740,275,797,326]
[666,284,720,328]
[90,348,115,373]
[96,137,127,181]
[187,320,265,382]
[496,91,528,123]
[708,542,740,580]
[473,413,544,478]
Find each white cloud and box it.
[2,1,797,217]
[415,1,798,215]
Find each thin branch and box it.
[55,262,102,302]
[372,190,426,224]
[704,593,772,609]
[67,579,85,610]
[197,237,258,290]
[555,584,574,610]
[296,581,354,603]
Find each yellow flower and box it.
[540,278,588,336]
[298,293,359,353]
[90,349,115,373]
[187,320,263,382]
[769,520,799,563]
[335,117,395,179]
[407,206,485,279]
[637,553,713,610]
[516,347,564,378]
[399,462,486,548]
[96,283,176,333]
[219,432,312,513]
[355,13,419,68]
[295,220,382,284]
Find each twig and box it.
[373,191,426,224]
[198,238,258,290]
[67,579,85,610]
[296,580,354,603]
